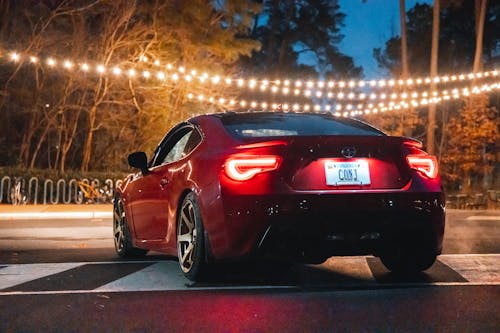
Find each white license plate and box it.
[324,160,371,185]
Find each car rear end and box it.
[211,112,445,269]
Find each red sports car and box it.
[114,111,445,281]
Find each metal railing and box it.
[0,175,122,204]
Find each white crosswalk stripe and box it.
[1,254,499,295]
[96,262,192,291]
[0,262,83,290]
[438,254,500,283]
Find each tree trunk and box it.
[81,105,97,172]
[267,0,281,71]
[277,0,295,71]
[60,105,83,172]
[18,114,37,166]
[29,124,50,169]
[473,0,488,189]
[399,0,409,81]
[438,104,448,163]
[19,68,44,167]
[399,0,411,136]
[81,77,107,172]
[473,0,487,74]
[427,0,440,155]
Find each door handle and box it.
[160,178,169,189]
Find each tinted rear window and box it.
[219,112,384,138]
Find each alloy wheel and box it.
[113,198,126,253]
[178,199,198,273]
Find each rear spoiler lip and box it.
[401,137,424,149]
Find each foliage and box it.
[0,0,498,193]
[374,2,500,76]
[370,1,500,190]
[0,0,261,172]
[441,94,499,191]
[239,0,362,79]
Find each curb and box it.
[0,204,112,220]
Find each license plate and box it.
[324,160,371,185]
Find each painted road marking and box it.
[438,255,500,283]
[0,254,499,295]
[3,263,153,292]
[95,261,192,291]
[0,263,83,290]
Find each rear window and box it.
[219,112,384,138]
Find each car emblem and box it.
[341,146,356,158]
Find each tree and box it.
[371,4,435,136]
[440,0,499,192]
[240,0,361,79]
[373,0,500,189]
[441,95,499,191]
[0,0,261,172]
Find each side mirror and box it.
[128,151,149,175]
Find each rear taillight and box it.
[406,155,438,178]
[224,155,281,181]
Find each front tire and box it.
[113,195,148,257]
[177,192,206,281]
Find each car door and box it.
[128,125,195,241]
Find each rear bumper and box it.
[212,191,445,262]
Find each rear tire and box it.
[380,246,436,275]
[177,192,206,281]
[113,195,148,257]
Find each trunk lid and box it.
[278,136,412,190]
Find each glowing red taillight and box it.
[406,155,438,179]
[224,155,281,181]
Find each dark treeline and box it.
[0,0,499,192]
[369,1,500,192]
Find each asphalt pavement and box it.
[1,205,500,332]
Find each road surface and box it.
[0,206,499,332]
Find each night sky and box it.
[338,0,432,79]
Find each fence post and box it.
[68,179,79,204]
[28,177,39,204]
[43,179,54,205]
[1,176,12,203]
[56,179,67,204]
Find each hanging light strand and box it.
[3,49,499,91]
[186,81,500,116]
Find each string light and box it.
[186,81,500,116]
[96,65,105,74]
[63,60,73,69]
[2,49,500,118]
[10,53,20,62]
[156,71,165,80]
[3,49,499,92]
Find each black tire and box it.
[177,192,206,281]
[380,246,437,275]
[113,195,148,257]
